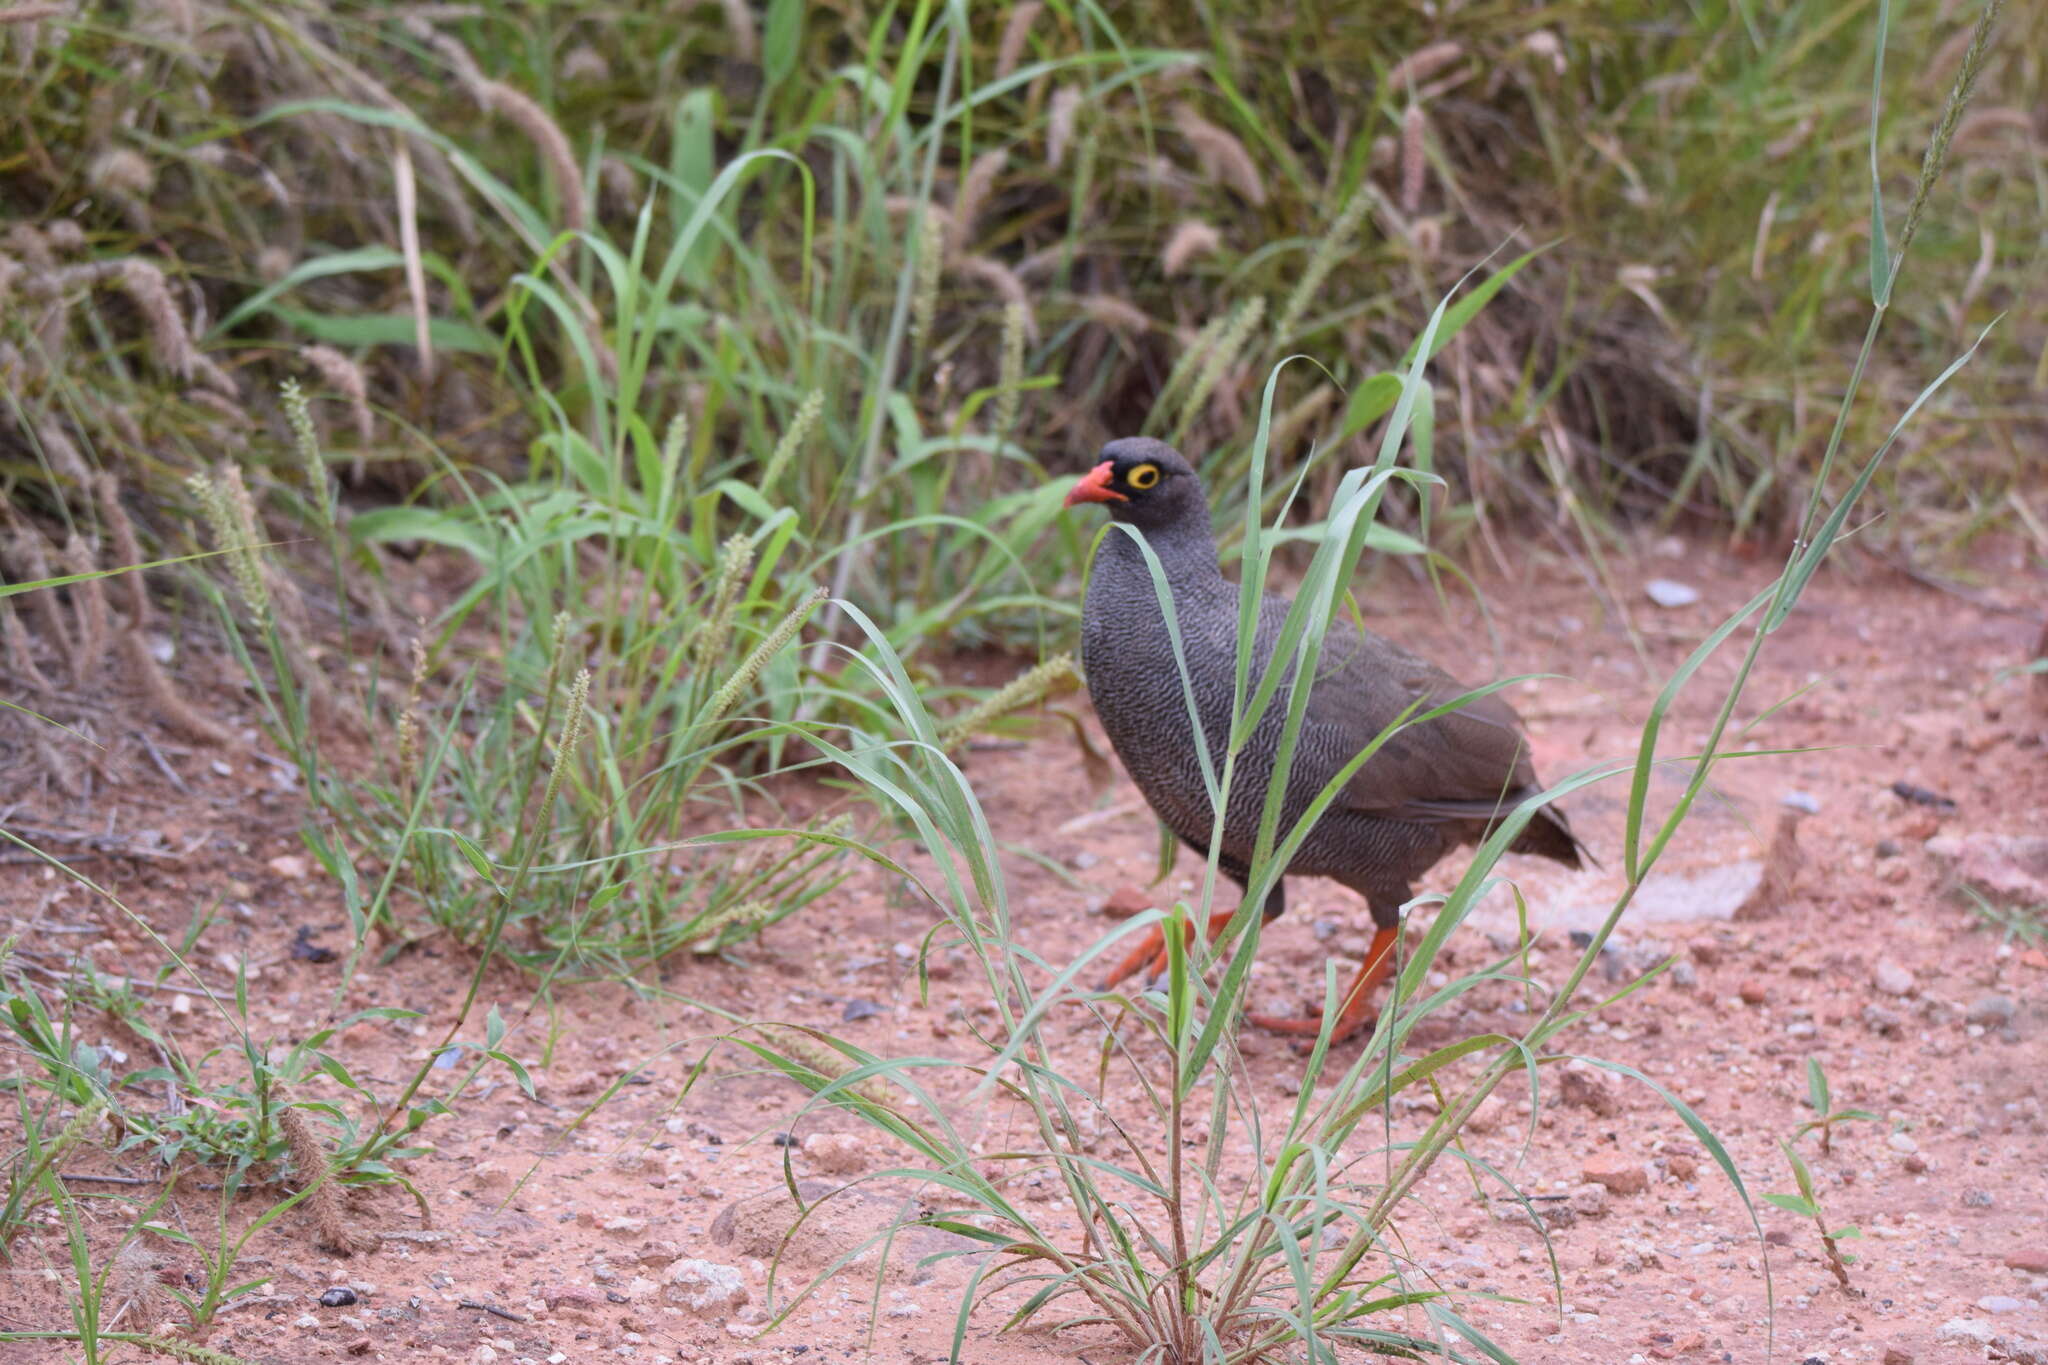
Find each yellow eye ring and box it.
[1127,463,1161,490]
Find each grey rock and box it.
[1645,578,1700,608]
[1966,994,2016,1027]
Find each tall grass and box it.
[0,0,2019,1358]
[729,4,2006,1359]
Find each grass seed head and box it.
[760,388,824,499]
[996,2,1043,79]
[1047,85,1082,169]
[910,209,946,349]
[1172,103,1266,206]
[1161,220,1221,278]
[994,300,1028,437]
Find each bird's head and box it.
[1062,438,1203,530]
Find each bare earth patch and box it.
[4,543,2045,1365]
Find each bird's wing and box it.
[1284,608,1544,821]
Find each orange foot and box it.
[1099,909,1243,991]
[1245,925,1400,1041]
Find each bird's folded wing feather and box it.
[1285,614,1543,821]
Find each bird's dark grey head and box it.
[1063,438,1206,532]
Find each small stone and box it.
[318,1287,358,1307]
[1902,1153,1928,1174]
[543,1286,599,1312]
[268,854,309,879]
[1569,1183,1609,1218]
[1559,1063,1621,1117]
[1781,791,1820,814]
[601,1216,650,1238]
[802,1132,867,1175]
[1689,938,1723,966]
[1937,1319,1995,1347]
[1871,959,1915,997]
[1670,960,1698,989]
[1581,1152,1648,1195]
[1886,1131,1917,1154]
[1738,979,1769,1006]
[1961,1188,1994,1208]
[1645,578,1700,608]
[1965,994,2016,1027]
[1881,1349,1913,1365]
[2004,1250,2048,1273]
[1862,1003,1903,1036]
[661,1260,749,1317]
[1101,885,1153,919]
[1874,839,1902,859]
[1978,1296,2028,1314]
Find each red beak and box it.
[1064,461,1126,507]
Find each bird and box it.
[1064,436,1581,1039]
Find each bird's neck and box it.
[1099,514,1227,598]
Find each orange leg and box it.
[1247,926,1400,1040]
[1099,909,1244,991]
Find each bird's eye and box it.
[1127,463,1161,490]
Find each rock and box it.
[1925,833,2048,903]
[1581,1152,1648,1195]
[1614,862,1763,923]
[634,1240,684,1268]
[601,1216,649,1238]
[1961,1188,1994,1208]
[1738,979,1769,1006]
[1670,960,1698,988]
[1863,1003,1903,1036]
[1966,994,2016,1027]
[1886,1131,1917,1154]
[802,1132,868,1175]
[268,854,309,879]
[1872,960,1915,997]
[1645,578,1700,608]
[542,1286,600,1312]
[1938,1319,1995,1347]
[1882,1347,1913,1365]
[711,1180,968,1278]
[1101,885,1154,918]
[1980,1296,2029,1314]
[1559,1063,1621,1117]
[1903,1153,1928,1174]
[1992,1335,2048,1365]
[1688,938,1723,966]
[1569,1183,1608,1218]
[661,1260,748,1317]
[1735,810,1806,920]
[2004,1249,2048,1273]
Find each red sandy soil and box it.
[3,538,2045,1365]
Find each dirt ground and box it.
[4,537,2046,1365]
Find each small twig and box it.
[133,730,191,794]
[0,821,204,861]
[57,1172,156,1186]
[457,1299,528,1323]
